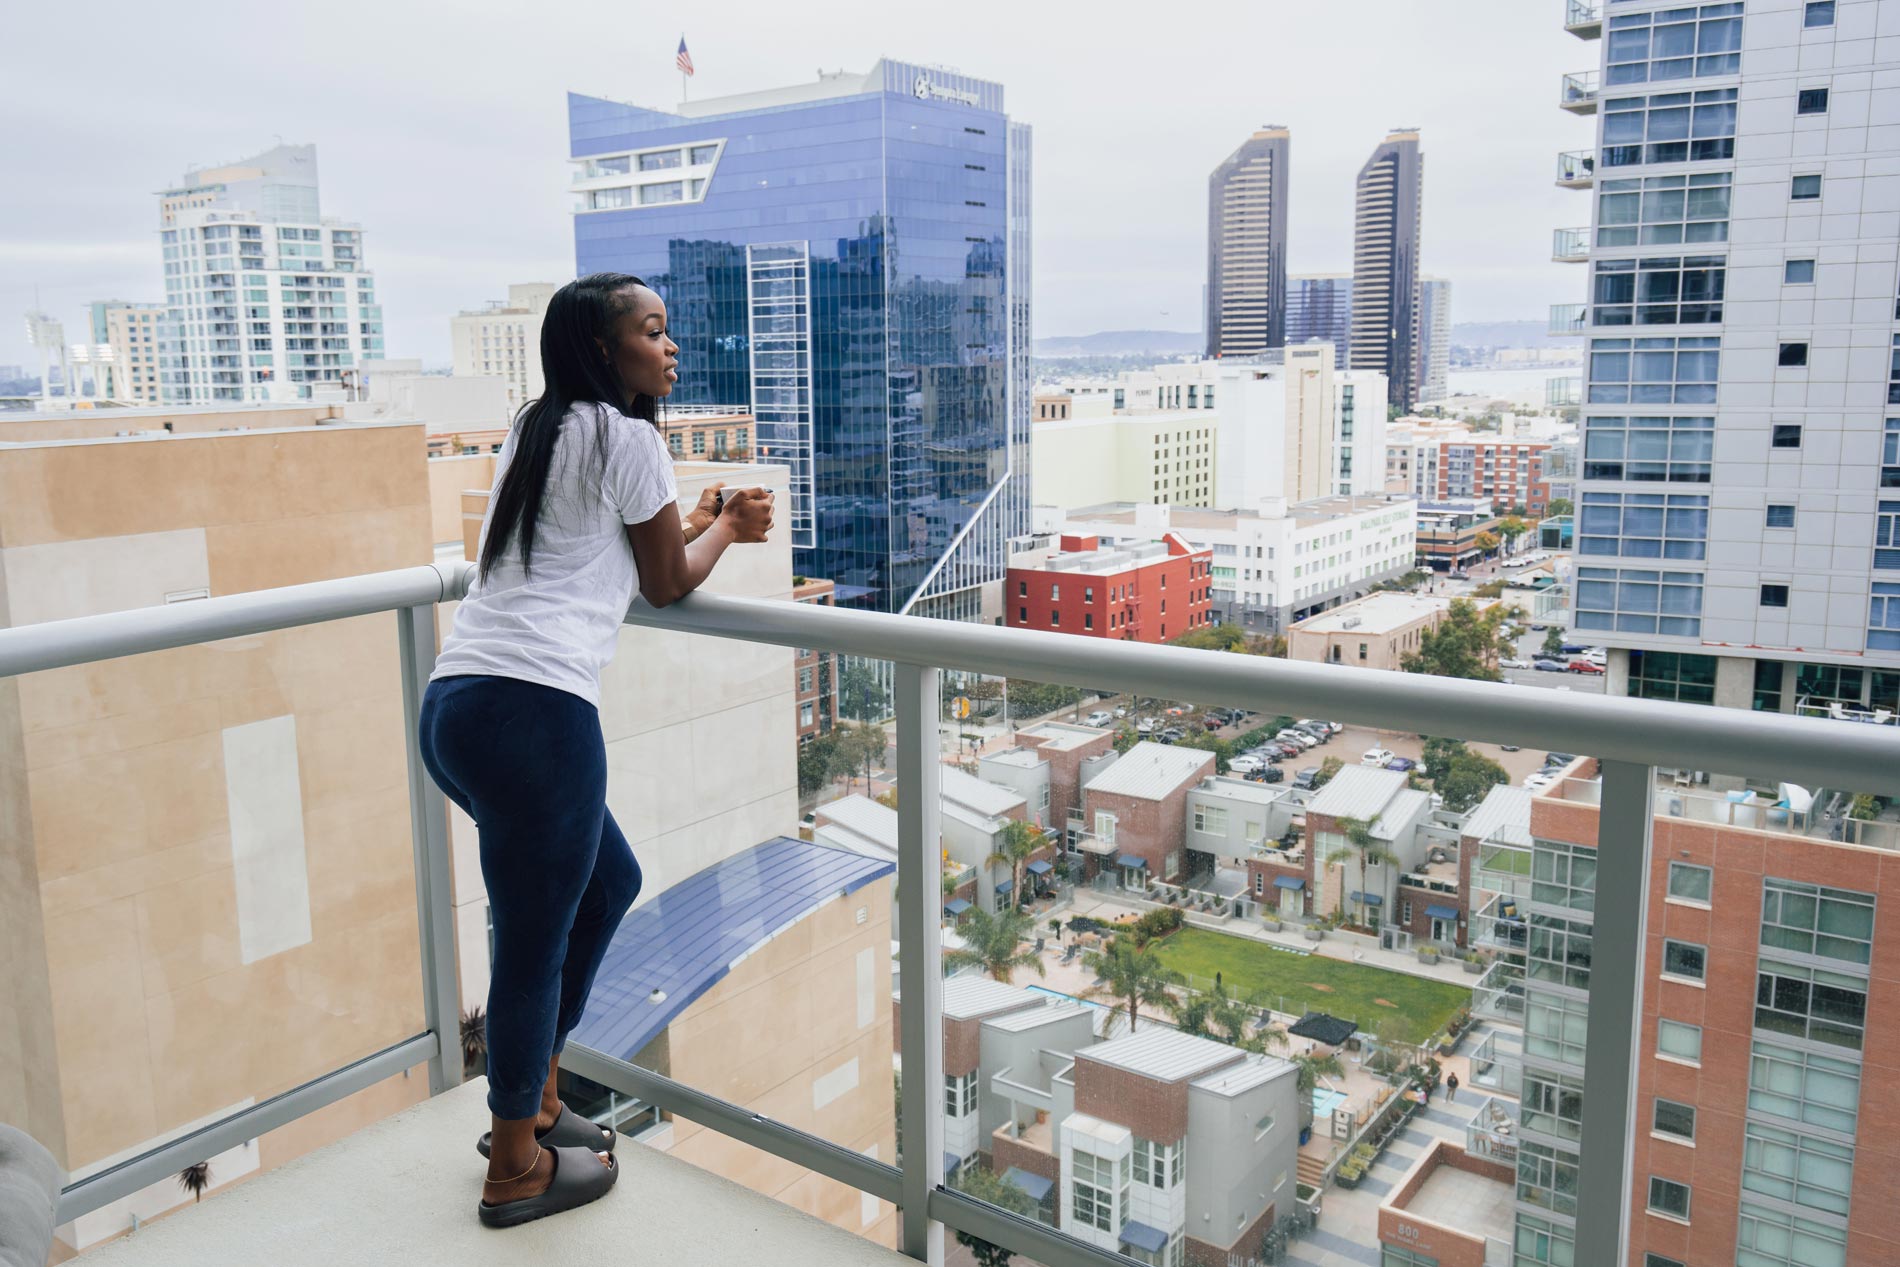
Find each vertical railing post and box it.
[1574,759,1655,1266]
[397,603,464,1095]
[894,662,945,1264]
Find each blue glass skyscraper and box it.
[567,60,1031,619]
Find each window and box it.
[1737,1200,1847,1267]
[1772,424,1804,449]
[1580,492,1709,560]
[638,149,683,171]
[1646,1256,1686,1267]
[1873,582,1900,650]
[689,143,720,165]
[1531,842,1597,913]
[1657,946,1711,992]
[1653,1098,1697,1143]
[1785,259,1816,284]
[1517,1139,1579,1216]
[1646,1176,1691,1220]
[1049,611,1060,627]
[1526,993,1590,1066]
[1597,172,1732,247]
[1517,1213,1575,1267]
[1806,0,1836,25]
[1050,584,1060,601]
[1629,650,1719,705]
[1885,420,1900,487]
[1575,565,1703,636]
[1756,960,1867,1049]
[1592,256,1725,325]
[1606,4,1742,85]
[1018,580,1027,597]
[1749,1039,1861,1136]
[1797,87,1830,115]
[1094,812,1116,844]
[637,181,685,205]
[1588,336,1719,403]
[1522,1070,1586,1141]
[1583,415,1714,483]
[1192,806,1228,834]
[1761,878,1875,966]
[1667,862,1713,903]
[1766,504,1796,529]
[1658,1019,1702,1063]
[1528,912,1594,991]
[1602,87,1738,168]
[1070,1148,1119,1232]
[1743,1121,1854,1216]
[943,1070,976,1117]
[1876,502,1900,569]
[1761,584,1790,608]
[1131,1137,1181,1189]
[1380,1248,1438,1267]
[589,186,632,210]
[1778,342,1809,368]
[1017,607,1027,624]
[1791,173,1823,201]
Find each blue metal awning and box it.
[1426,903,1460,920]
[1002,1166,1054,1203]
[1351,890,1385,907]
[1119,1220,1169,1254]
[944,898,972,916]
[1117,855,1147,868]
[1273,876,1306,890]
[1026,859,1054,875]
[995,881,1014,894]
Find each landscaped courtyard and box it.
[1150,927,1471,1046]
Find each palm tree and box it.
[1082,937,1183,1032]
[460,1005,488,1079]
[942,906,1046,983]
[986,820,1046,907]
[1323,815,1399,927]
[177,1161,211,1204]
[1166,977,1266,1045]
[1289,1049,1345,1096]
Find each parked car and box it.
[1084,711,1113,727]
[1161,726,1187,742]
[1531,623,1550,631]
[1362,747,1396,766]
[1136,717,1159,733]
[1500,657,1530,670]
[1560,643,1590,655]
[1533,659,1568,672]
[1385,757,1417,773]
[1523,772,1558,791]
[1165,706,1189,717]
[1544,751,1579,767]
[1113,705,1130,718]
[1293,766,1322,790]
[1206,708,1237,725]
[1584,648,1607,665]
[1289,725,1329,743]
[1567,659,1605,675]
[1500,743,1521,752]
[1276,730,1318,750]
[1252,766,1285,784]
[1298,719,1341,736]
[1274,742,1303,759]
[1229,755,1267,774]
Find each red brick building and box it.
[1428,439,1550,516]
[1007,532,1213,644]
[792,577,838,743]
[1077,743,1214,884]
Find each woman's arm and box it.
[628,488,773,608]
[681,482,725,545]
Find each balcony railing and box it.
[1546,375,1584,407]
[1471,956,1527,1024]
[1548,302,1588,337]
[1550,148,1596,187]
[1564,0,1603,39]
[2,563,1896,1267]
[1551,226,1590,263]
[1559,70,1600,113]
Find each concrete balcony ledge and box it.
[82,1080,911,1267]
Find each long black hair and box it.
[478,272,660,580]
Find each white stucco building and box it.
[449,282,557,414]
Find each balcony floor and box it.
[82,1079,911,1267]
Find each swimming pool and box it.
[1026,984,1109,1010]
[1311,1086,1349,1118]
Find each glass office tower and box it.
[567,60,1031,619]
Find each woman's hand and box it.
[722,488,774,543]
[683,482,725,543]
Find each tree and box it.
[1112,725,1140,755]
[839,661,888,723]
[1005,679,1083,721]
[1289,1050,1346,1100]
[1323,815,1398,925]
[986,820,1046,905]
[1175,730,1232,773]
[1474,531,1501,556]
[875,787,900,810]
[831,722,887,793]
[1167,977,1263,1045]
[1544,498,1574,519]
[1541,626,1566,659]
[1169,623,1248,652]
[1082,937,1184,1032]
[798,733,843,796]
[177,1161,211,1204]
[1400,599,1511,682]
[1438,753,1510,814]
[1498,516,1529,551]
[1311,755,1343,788]
[951,1166,1038,1266]
[943,906,1046,983]
[1472,579,1506,599]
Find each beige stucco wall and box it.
[0,421,435,1252]
[426,454,497,546]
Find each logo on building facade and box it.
[912,74,980,107]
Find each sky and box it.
[0,0,1588,373]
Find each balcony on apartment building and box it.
[1,562,1894,1267]
[1564,0,1603,40]
[1548,303,1588,338]
[1545,375,1584,408]
[1555,148,1595,188]
[1550,227,1589,264]
[1559,70,1599,114]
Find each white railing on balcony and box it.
[1556,148,1596,186]
[1468,1030,1524,1100]
[2,562,1896,1267]
[1565,0,1603,38]
[1471,957,1527,1024]
[1552,227,1590,262]
[1546,376,1584,408]
[1560,70,1600,112]
[1470,892,1529,957]
[1549,303,1588,337]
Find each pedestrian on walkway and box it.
[1446,1072,1460,1102]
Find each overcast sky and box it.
[1,0,1587,372]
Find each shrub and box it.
[1128,905,1185,946]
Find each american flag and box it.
[676,37,694,77]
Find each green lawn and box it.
[1150,927,1470,1046]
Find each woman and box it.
[419,273,773,1228]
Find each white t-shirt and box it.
[433,401,679,706]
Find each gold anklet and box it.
[488,1146,542,1185]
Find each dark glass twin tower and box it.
[1205,128,1424,411]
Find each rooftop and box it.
[78,1079,909,1267]
[812,795,898,857]
[1291,592,1460,635]
[1016,721,1109,751]
[1306,765,1409,822]
[1194,775,1286,807]
[1078,1026,1246,1083]
[1062,493,1414,534]
[982,746,1047,770]
[940,765,1026,819]
[983,1000,1094,1033]
[1189,1053,1297,1098]
[1082,742,1214,801]
[1460,783,1534,847]
[1387,1145,1515,1247]
[942,977,1044,1022]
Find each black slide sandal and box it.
[477,1104,616,1159]
[478,1146,618,1229]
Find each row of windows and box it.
[1605,4,1741,87]
[1588,338,1717,404]
[1597,172,1730,248]
[1578,492,1709,561]
[1602,86,1738,168]
[1575,566,1702,637]
[1592,257,1724,327]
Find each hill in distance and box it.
[1036,319,1567,358]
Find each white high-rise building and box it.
[1418,275,1451,402]
[1211,344,1389,506]
[157,144,384,405]
[450,283,558,414]
[1559,0,1900,722]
